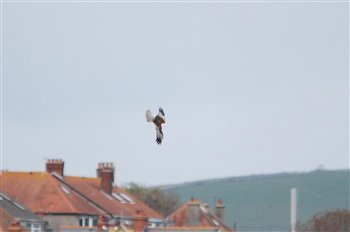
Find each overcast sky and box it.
[2,1,349,186]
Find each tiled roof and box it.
[58,226,98,232]
[148,226,219,230]
[0,208,26,232]
[0,192,45,223]
[167,199,233,232]
[0,172,104,215]
[63,176,164,220]
[0,170,163,221]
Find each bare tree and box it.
[125,183,180,217]
[297,209,350,232]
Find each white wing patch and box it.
[145,110,154,122]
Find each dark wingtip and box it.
[159,107,165,116]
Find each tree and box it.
[124,182,180,217]
[297,209,350,232]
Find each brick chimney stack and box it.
[97,162,115,195]
[97,215,109,232]
[187,197,200,226]
[215,198,225,222]
[46,159,64,177]
[133,210,148,232]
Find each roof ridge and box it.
[200,207,232,231]
[54,175,112,216]
[46,173,77,213]
[167,200,189,219]
[64,175,98,180]
[0,171,43,174]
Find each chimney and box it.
[133,210,148,232]
[97,162,115,194]
[36,209,46,218]
[215,199,225,222]
[187,197,200,226]
[7,221,25,232]
[97,215,109,232]
[46,159,64,176]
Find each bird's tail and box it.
[145,110,154,122]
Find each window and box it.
[112,192,134,204]
[32,223,41,232]
[148,223,157,228]
[112,193,127,203]
[93,218,98,226]
[119,193,134,203]
[25,223,41,232]
[60,185,70,194]
[79,217,95,227]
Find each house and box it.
[0,159,164,231]
[0,167,105,231]
[147,198,235,232]
[63,162,164,227]
[59,199,158,232]
[0,192,48,232]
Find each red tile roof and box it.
[0,163,164,222]
[63,176,164,219]
[1,208,16,231]
[150,226,219,230]
[0,208,28,232]
[167,199,233,232]
[0,172,104,215]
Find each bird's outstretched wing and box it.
[155,125,163,145]
[146,107,165,145]
[145,110,154,122]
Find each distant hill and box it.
[162,169,350,232]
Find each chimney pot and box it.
[215,198,225,222]
[187,198,200,226]
[46,159,64,177]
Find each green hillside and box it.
[163,170,350,232]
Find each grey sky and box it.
[2,2,349,186]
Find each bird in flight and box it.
[146,107,165,145]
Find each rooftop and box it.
[167,198,233,232]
